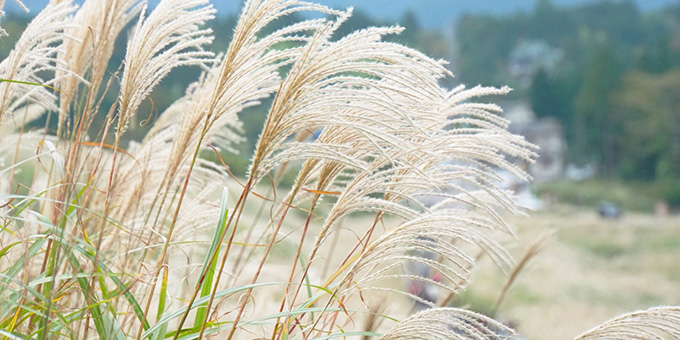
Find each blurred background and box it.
[2,0,680,338]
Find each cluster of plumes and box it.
[573,306,680,340]
[1,0,680,339]
[379,308,514,340]
[0,2,74,135]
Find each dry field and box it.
[231,194,680,338]
[459,206,680,339]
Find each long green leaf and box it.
[151,267,169,340]
[141,282,280,339]
[192,187,229,329]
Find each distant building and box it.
[508,40,563,88]
[503,100,565,182]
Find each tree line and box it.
[457,0,680,206]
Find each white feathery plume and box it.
[0,2,76,128]
[0,0,6,36]
[240,11,537,320]
[116,0,216,136]
[56,0,143,135]
[125,0,347,223]
[86,0,144,87]
[104,0,347,259]
[342,209,513,305]
[380,307,514,340]
[573,306,680,340]
[249,22,451,183]
[165,0,346,167]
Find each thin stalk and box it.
[491,232,551,317]
[196,180,254,340]
[271,194,321,340]
[171,180,252,339]
[35,93,98,338]
[291,213,384,339]
[223,187,299,339]
[135,114,224,340]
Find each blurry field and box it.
[230,179,680,338]
[457,206,680,339]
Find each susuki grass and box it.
[0,0,679,339]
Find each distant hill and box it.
[4,0,680,30]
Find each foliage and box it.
[461,0,680,204]
[572,44,623,173]
[455,0,653,87]
[613,69,680,206]
[534,178,658,212]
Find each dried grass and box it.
[0,0,677,339]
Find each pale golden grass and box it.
[462,209,680,339]
[0,0,679,339]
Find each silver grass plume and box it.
[115,0,346,227]
[250,22,452,183]
[0,2,75,129]
[379,307,514,340]
[573,306,680,340]
[116,0,216,136]
[340,209,513,308]
[0,0,5,36]
[98,0,348,289]
[55,0,143,136]
[236,4,538,336]
[165,0,345,173]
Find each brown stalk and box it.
[196,178,254,340]
[171,178,252,339]
[491,231,553,317]
[285,212,384,339]
[220,183,301,340]
[138,104,227,339]
[270,193,322,340]
[303,214,384,340]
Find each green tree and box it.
[530,68,558,119]
[573,44,623,173]
[637,35,673,74]
[614,69,680,205]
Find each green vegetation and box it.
[534,178,658,212]
[457,0,680,206]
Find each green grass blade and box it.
[66,253,109,340]
[151,267,169,340]
[0,329,26,340]
[0,78,61,93]
[192,187,229,329]
[142,282,279,339]
[0,237,47,297]
[0,241,21,258]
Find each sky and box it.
[4,0,680,30]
